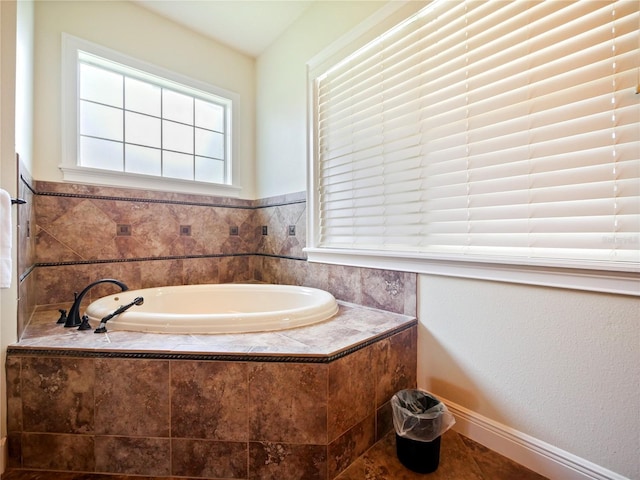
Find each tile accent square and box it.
[116,224,131,236]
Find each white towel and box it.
[0,188,12,289]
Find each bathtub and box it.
[85,283,339,334]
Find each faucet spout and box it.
[64,278,129,328]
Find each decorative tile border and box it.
[34,252,306,268]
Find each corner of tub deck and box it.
[8,302,416,363]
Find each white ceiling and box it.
[133,0,316,58]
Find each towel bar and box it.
[11,198,26,205]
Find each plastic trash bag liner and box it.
[391,389,455,442]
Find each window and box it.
[308,1,639,295]
[62,34,241,197]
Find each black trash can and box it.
[395,431,442,473]
[392,390,454,474]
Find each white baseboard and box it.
[443,397,630,480]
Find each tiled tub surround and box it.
[31,181,306,308]
[34,182,296,305]
[19,180,416,340]
[11,178,418,477]
[7,303,417,479]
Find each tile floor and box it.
[335,430,547,480]
[2,430,547,480]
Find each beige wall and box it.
[15,1,34,177]
[33,0,257,199]
[1,0,19,454]
[418,275,639,479]
[255,1,387,199]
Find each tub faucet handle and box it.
[56,309,67,324]
[78,315,92,331]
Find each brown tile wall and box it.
[6,326,417,479]
[16,180,416,339]
[16,161,37,340]
[255,257,417,317]
[31,181,265,311]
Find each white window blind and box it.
[313,0,640,271]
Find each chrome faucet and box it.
[63,278,129,328]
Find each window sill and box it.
[305,248,640,297]
[60,165,242,198]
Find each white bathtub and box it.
[85,284,339,334]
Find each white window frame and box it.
[62,33,242,197]
[306,2,640,296]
